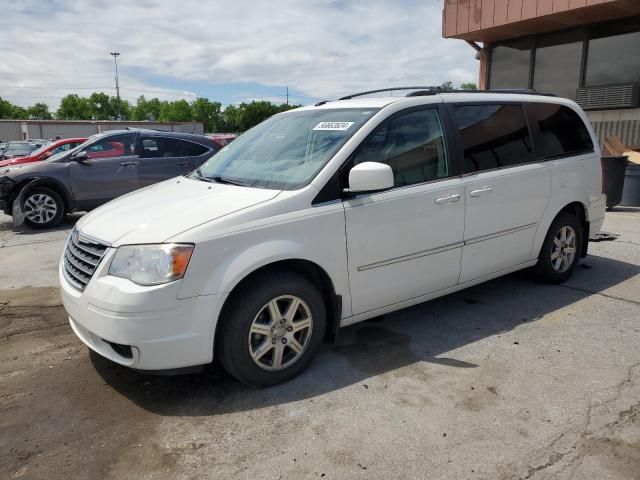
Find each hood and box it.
[0,155,37,167]
[77,177,281,245]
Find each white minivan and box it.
[60,89,606,387]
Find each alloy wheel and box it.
[248,295,313,371]
[551,225,577,273]
[24,193,58,224]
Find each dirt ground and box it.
[1,210,639,480]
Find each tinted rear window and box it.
[453,104,534,173]
[182,141,209,157]
[527,103,594,159]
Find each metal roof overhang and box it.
[447,1,640,43]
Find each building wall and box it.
[0,122,22,142]
[0,120,204,141]
[587,109,640,149]
[443,0,638,41]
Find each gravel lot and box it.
[1,209,639,480]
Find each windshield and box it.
[194,108,378,189]
[28,142,54,157]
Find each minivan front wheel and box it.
[534,212,583,284]
[23,187,64,229]
[219,271,326,387]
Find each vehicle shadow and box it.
[0,212,82,234]
[90,253,639,417]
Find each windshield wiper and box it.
[190,168,213,182]
[211,175,252,187]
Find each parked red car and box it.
[0,137,87,167]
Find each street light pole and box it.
[110,52,121,120]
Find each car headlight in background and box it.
[109,244,194,286]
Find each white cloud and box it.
[0,0,478,109]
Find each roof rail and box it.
[439,88,557,97]
[334,87,557,102]
[338,86,441,100]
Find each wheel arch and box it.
[558,201,589,257]
[536,201,589,259]
[16,177,72,213]
[214,258,342,358]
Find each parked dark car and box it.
[0,140,46,160]
[0,129,219,229]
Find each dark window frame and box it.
[313,104,461,204]
[138,135,212,159]
[447,101,539,176]
[524,102,595,161]
[338,104,459,194]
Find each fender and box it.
[11,178,40,227]
[181,239,335,298]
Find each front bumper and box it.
[59,253,227,370]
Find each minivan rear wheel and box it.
[534,212,583,284]
[23,187,64,229]
[218,270,326,387]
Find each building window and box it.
[586,30,640,86]
[489,38,531,90]
[532,30,583,100]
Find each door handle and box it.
[434,194,460,204]
[469,187,493,197]
[120,161,139,167]
[177,161,190,166]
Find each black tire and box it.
[533,212,583,284]
[22,187,65,229]
[218,270,326,388]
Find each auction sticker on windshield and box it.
[313,121,354,131]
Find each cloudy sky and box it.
[1,0,478,109]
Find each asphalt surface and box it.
[1,209,639,480]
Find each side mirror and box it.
[41,151,53,159]
[72,151,89,161]
[347,162,394,193]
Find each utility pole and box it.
[110,52,122,120]
[286,86,289,106]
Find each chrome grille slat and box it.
[63,257,90,284]
[67,242,99,267]
[62,267,85,291]
[71,240,105,258]
[64,250,94,276]
[63,229,108,292]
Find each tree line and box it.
[0,82,476,133]
[0,93,299,133]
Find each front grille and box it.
[63,229,109,291]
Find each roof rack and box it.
[336,87,556,101]
[437,88,557,97]
[338,86,441,100]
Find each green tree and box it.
[56,94,91,120]
[159,99,193,122]
[132,95,162,121]
[440,81,455,91]
[27,102,53,119]
[191,98,223,132]
[460,82,478,90]
[0,97,29,119]
[87,92,115,120]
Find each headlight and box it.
[108,244,194,286]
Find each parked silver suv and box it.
[0,129,219,228]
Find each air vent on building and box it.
[576,84,640,110]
